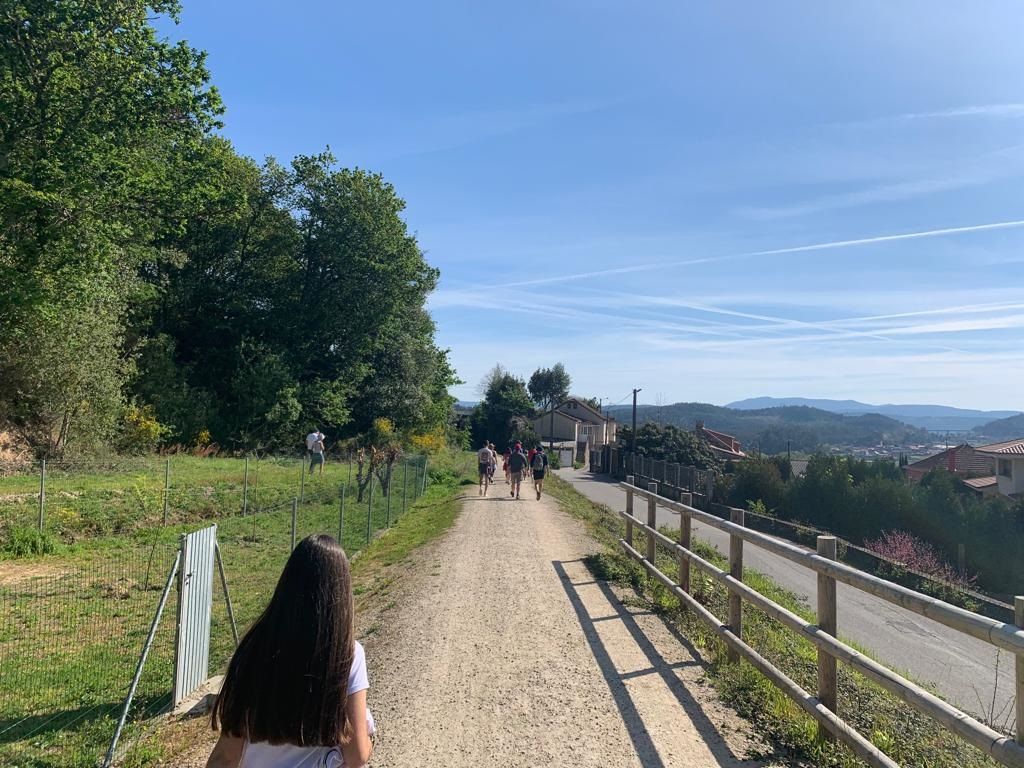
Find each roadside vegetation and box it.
[545,473,1000,768]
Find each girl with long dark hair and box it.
[205,534,374,767]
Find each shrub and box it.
[2,526,58,557]
[865,530,977,600]
[117,404,169,453]
[409,427,446,454]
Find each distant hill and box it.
[608,401,931,453]
[726,397,1019,433]
[975,414,1024,441]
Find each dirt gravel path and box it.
[366,481,767,767]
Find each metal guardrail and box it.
[618,477,1024,768]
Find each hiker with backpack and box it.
[477,441,496,496]
[507,442,529,500]
[531,445,549,500]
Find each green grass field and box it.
[0,450,463,768]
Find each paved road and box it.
[558,467,1016,727]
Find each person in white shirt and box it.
[477,441,495,496]
[206,535,373,768]
[306,429,326,476]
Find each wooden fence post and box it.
[290,498,298,551]
[162,458,170,525]
[817,535,839,742]
[1016,596,1024,745]
[646,482,658,564]
[242,456,249,516]
[38,458,46,531]
[679,492,692,599]
[727,507,745,662]
[625,475,634,547]
[339,486,346,544]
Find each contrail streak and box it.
[499,218,1024,288]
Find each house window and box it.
[999,459,1012,478]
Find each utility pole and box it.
[631,388,642,458]
[549,398,556,452]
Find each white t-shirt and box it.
[305,432,322,451]
[239,641,372,768]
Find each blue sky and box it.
[162,2,1024,410]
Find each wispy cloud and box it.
[475,218,1024,289]
[738,144,1024,220]
[896,103,1024,120]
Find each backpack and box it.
[509,451,527,472]
[531,452,546,471]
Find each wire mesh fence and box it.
[0,452,430,767]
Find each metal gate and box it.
[173,524,217,706]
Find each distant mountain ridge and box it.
[607,401,931,453]
[726,397,1019,432]
[975,413,1024,441]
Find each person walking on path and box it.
[477,442,496,496]
[507,442,529,499]
[205,534,374,768]
[530,445,549,500]
[502,448,512,484]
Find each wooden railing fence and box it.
[618,477,1024,768]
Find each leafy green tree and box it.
[528,363,571,413]
[729,457,786,512]
[471,367,535,449]
[619,423,722,472]
[0,1,222,454]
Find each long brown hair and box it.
[212,534,355,745]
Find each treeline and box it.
[611,402,931,452]
[725,455,1024,595]
[0,2,455,456]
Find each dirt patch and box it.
[0,560,69,586]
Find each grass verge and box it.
[0,450,473,768]
[545,473,1000,768]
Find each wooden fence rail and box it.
[618,476,1024,768]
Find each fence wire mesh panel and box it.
[0,543,179,767]
[0,452,432,767]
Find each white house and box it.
[533,397,617,446]
[977,439,1024,497]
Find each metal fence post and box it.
[386,473,392,528]
[38,458,46,531]
[421,456,429,495]
[242,456,249,516]
[727,507,745,662]
[291,498,298,551]
[162,458,170,525]
[625,475,635,547]
[679,492,692,598]
[339,486,346,544]
[299,460,306,504]
[403,459,408,516]
[817,535,839,741]
[366,475,374,545]
[1016,596,1024,745]
[646,482,657,564]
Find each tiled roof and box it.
[977,439,1024,455]
[905,444,994,474]
[963,475,998,490]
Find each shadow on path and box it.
[553,559,748,768]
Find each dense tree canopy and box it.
[619,422,722,472]
[471,365,537,449]
[0,2,455,455]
